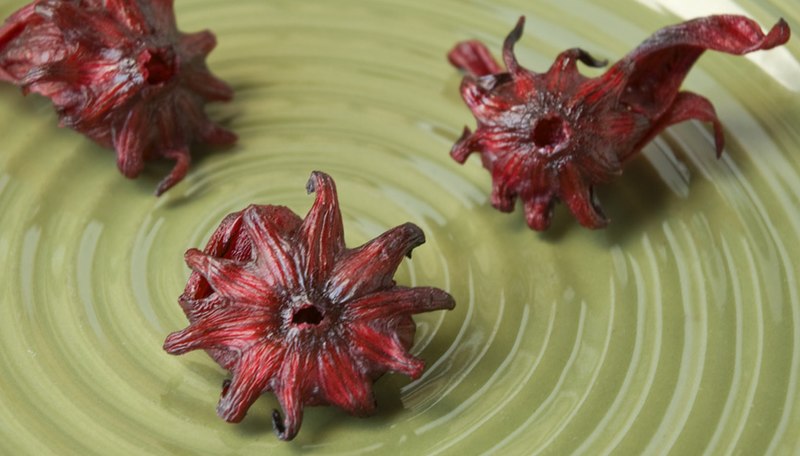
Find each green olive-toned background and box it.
[1,0,799,454]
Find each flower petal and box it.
[217,343,284,423]
[545,48,606,93]
[317,344,375,416]
[614,15,790,120]
[450,126,478,164]
[502,16,537,96]
[297,171,345,290]
[182,67,235,102]
[490,148,532,212]
[113,107,148,179]
[558,162,608,229]
[348,322,425,379]
[522,164,558,231]
[459,75,517,125]
[448,40,503,76]
[629,90,725,162]
[242,205,301,291]
[326,223,425,302]
[272,350,312,441]
[163,305,273,355]
[451,125,528,165]
[346,287,455,321]
[155,147,191,196]
[182,212,245,299]
[184,248,274,305]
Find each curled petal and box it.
[629,91,725,162]
[298,171,345,289]
[272,351,311,441]
[326,223,425,302]
[155,147,191,196]
[501,16,526,78]
[501,16,537,96]
[558,163,608,229]
[448,40,503,77]
[347,287,455,321]
[451,127,478,164]
[616,15,791,119]
[184,248,274,304]
[217,344,284,423]
[348,322,425,379]
[545,48,607,93]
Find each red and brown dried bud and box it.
[164,171,455,441]
[449,15,790,230]
[0,0,237,195]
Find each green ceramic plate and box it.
[1,0,799,454]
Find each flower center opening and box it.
[142,49,176,85]
[291,305,325,326]
[532,115,569,150]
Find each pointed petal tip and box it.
[183,248,206,270]
[406,360,426,380]
[305,170,334,194]
[766,18,791,48]
[502,16,527,73]
[448,40,504,76]
[399,222,426,250]
[272,409,299,441]
[524,200,554,232]
[450,126,474,163]
[434,289,457,311]
[575,48,608,68]
[162,331,184,354]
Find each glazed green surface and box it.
[1,0,799,454]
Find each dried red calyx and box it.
[0,0,237,195]
[448,15,790,230]
[163,171,455,441]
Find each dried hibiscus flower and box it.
[0,0,236,195]
[163,171,455,441]
[448,15,790,230]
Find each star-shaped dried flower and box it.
[448,15,790,230]
[163,171,455,441]
[0,0,236,195]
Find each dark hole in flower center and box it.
[532,115,569,150]
[143,49,176,85]
[291,305,324,326]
